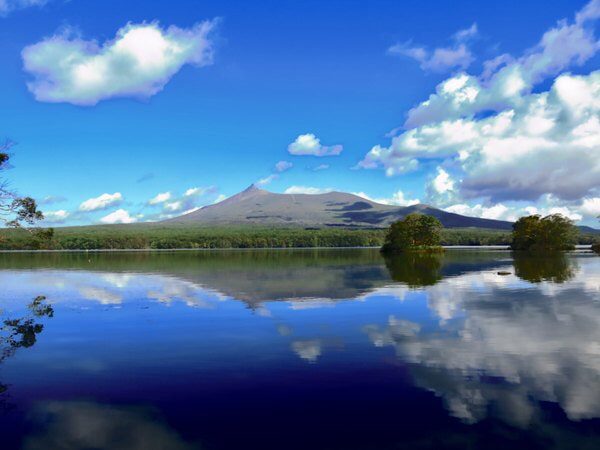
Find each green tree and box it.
[0,140,43,232]
[511,214,578,251]
[381,213,443,253]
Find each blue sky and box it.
[1,0,599,226]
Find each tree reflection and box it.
[384,252,444,287]
[0,296,53,408]
[512,253,576,283]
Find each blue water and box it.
[0,249,598,449]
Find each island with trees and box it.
[381,213,444,253]
[510,214,579,252]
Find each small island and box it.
[381,213,444,253]
[510,214,578,252]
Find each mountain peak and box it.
[245,184,264,193]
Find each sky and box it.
[0,0,599,226]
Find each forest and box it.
[1,223,596,250]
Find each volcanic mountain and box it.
[165,185,515,230]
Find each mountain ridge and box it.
[164,185,518,230]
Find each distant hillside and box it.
[165,185,515,230]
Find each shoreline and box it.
[0,245,594,254]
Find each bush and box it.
[381,213,443,253]
[592,241,600,254]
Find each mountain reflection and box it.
[0,250,598,448]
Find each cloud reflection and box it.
[24,401,196,450]
[363,257,600,425]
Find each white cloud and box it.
[255,174,278,186]
[389,24,477,73]
[403,3,600,129]
[42,209,70,223]
[79,192,122,212]
[22,20,216,105]
[360,69,600,203]
[184,186,216,197]
[288,133,343,156]
[284,186,334,195]
[0,0,46,16]
[149,192,171,205]
[353,191,420,206]
[164,201,183,212]
[432,168,454,194]
[445,203,511,221]
[275,160,293,172]
[100,209,137,224]
[445,196,585,223]
[580,197,600,217]
[312,164,330,171]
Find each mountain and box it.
[165,185,515,230]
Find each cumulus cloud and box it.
[388,24,477,73]
[360,1,600,208]
[145,186,219,217]
[148,192,171,205]
[284,186,334,195]
[275,160,293,172]
[100,209,137,224]
[0,0,46,16]
[41,209,70,223]
[353,190,420,206]
[22,20,217,105]
[580,197,600,217]
[79,192,122,212]
[444,194,587,223]
[288,133,343,157]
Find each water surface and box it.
[0,249,599,449]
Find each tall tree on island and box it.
[0,140,43,230]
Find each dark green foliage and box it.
[592,241,600,254]
[0,223,594,250]
[511,214,578,251]
[381,213,443,253]
[513,253,576,283]
[384,252,443,287]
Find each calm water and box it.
[0,249,599,449]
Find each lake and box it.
[0,249,598,449]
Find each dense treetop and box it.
[511,214,578,252]
[381,213,443,253]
